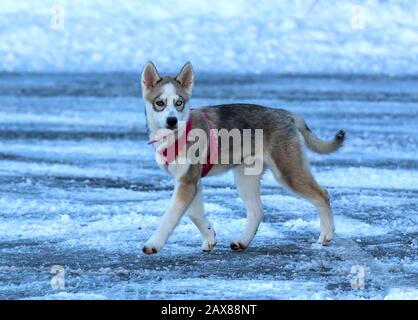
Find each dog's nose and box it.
[166,117,178,128]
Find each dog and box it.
[140,62,345,254]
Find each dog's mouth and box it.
[148,127,178,145]
[166,124,177,130]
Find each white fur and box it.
[144,182,189,251]
[146,83,192,180]
[231,165,264,248]
[142,63,217,254]
[145,83,190,135]
[187,183,217,251]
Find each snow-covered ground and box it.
[1,0,418,74]
[0,73,416,299]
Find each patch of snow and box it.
[384,288,418,300]
[29,292,108,300]
[0,0,418,74]
[283,216,386,237]
[263,168,418,190]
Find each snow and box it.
[283,217,387,237]
[0,0,418,74]
[29,292,109,300]
[0,73,417,299]
[384,288,418,300]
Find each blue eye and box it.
[175,100,183,107]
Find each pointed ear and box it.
[175,62,194,95]
[141,62,161,93]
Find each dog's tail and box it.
[291,113,345,154]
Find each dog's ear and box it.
[141,62,161,93]
[175,62,194,95]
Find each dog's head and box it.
[141,62,194,133]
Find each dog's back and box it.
[200,103,345,155]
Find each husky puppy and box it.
[141,62,345,254]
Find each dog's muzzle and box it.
[166,117,177,129]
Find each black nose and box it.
[166,117,178,128]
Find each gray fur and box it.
[141,63,346,255]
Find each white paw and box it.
[202,239,217,252]
[230,240,248,251]
[142,241,162,255]
[201,227,217,252]
[142,246,158,254]
[317,229,334,246]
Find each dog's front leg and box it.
[188,183,217,252]
[143,174,198,254]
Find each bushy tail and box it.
[291,113,345,154]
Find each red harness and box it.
[153,111,218,177]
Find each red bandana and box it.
[152,111,217,177]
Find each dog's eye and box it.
[155,100,165,108]
[175,100,183,107]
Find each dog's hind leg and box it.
[230,165,264,251]
[187,183,217,252]
[266,141,334,245]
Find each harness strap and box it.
[201,112,218,177]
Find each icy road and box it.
[0,73,417,299]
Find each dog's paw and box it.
[142,245,159,255]
[202,239,217,252]
[336,130,345,141]
[317,230,333,246]
[230,241,248,251]
[202,228,217,252]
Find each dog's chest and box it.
[154,146,190,178]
